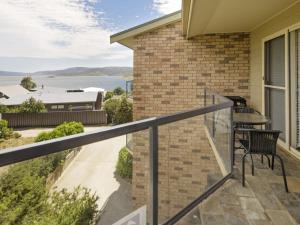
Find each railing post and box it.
[212,95,215,138]
[204,89,207,125]
[230,106,234,174]
[149,125,159,225]
[204,89,207,107]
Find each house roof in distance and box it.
[0,92,98,106]
[0,85,29,98]
[82,87,105,93]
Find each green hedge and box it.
[116,147,132,179]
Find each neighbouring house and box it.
[0,85,30,99]
[111,0,300,223]
[0,85,103,111]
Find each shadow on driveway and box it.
[97,172,133,225]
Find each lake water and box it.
[0,75,126,91]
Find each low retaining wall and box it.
[2,110,107,128]
[46,147,81,188]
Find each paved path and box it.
[53,135,127,210]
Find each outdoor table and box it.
[233,112,270,126]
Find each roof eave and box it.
[110,11,182,49]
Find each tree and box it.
[113,87,125,95]
[104,99,120,124]
[114,97,133,124]
[20,76,37,90]
[104,97,133,124]
[19,97,46,113]
[104,91,114,101]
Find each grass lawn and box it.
[0,137,35,150]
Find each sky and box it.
[0,0,181,72]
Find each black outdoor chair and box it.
[240,129,288,192]
[233,107,259,164]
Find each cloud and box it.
[0,0,131,61]
[153,0,181,14]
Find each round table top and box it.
[233,112,270,125]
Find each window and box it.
[265,36,285,87]
[51,105,58,109]
[264,35,286,141]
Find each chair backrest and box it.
[248,130,280,155]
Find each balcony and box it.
[0,91,299,225]
[177,148,300,225]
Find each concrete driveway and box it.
[53,135,131,212]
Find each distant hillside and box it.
[0,67,132,77]
[0,71,25,76]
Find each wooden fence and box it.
[1,111,107,128]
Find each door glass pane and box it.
[290,29,300,149]
[297,30,300,148]
[265,35,285,86]
[265,87,286,141]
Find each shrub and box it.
[0,121,98,224]
[113,87,125,95]
[114,97,133,124]
[35,122,84,172]
[19,97,47,113]
[116,147,132,179]
[0,104,9,113]
[35,122,84,142]
[104,99,120,124]
[0,119,13,139]
[104,91,114,101]
[13,132,21,139]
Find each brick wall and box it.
[131,21,250,222]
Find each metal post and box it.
[149,125,159,225]
[204,88,207,107]
[230,106,234,174]
[126,80,128,98]
[204,89,207,125]
[212,95,215,138]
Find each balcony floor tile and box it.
[179,147,300,225]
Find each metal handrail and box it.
[0,92,233,225]
[0,100,232,167]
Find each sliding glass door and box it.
[264,35,287,142]
[264,28,300,155]
[290,29,300,151]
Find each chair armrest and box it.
[234,128,255,132]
